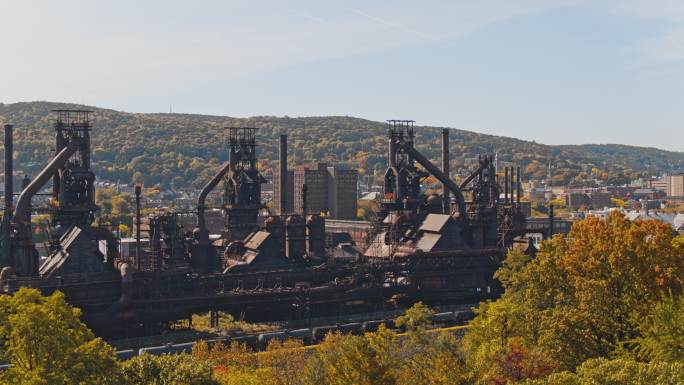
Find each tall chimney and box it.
[2,124,13,266]
[548,203,555,238]
[504,167,510,204]
[441,129,450,213]
[135,185,141,270]
[279,134,288,214]
[301,183,308,215]
[516,166,521,205]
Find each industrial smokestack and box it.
[504,167,509,204]
[302,183,307,215]
[135,185,141,270]
[549,203,555,238]
[441,129,449,213]
[4,125,12,222]
[279,134,287,214]
[516,166,521,205]
[2,124,13,266]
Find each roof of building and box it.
[243,230,271,250]
[625,210,676,225]
[419,214,452,233]
[360,192,381,201]
[634,188,655,194]
[364,232,392,258]
[416,232,442,252]
[673,214,684,231]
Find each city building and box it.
[650,174,684,197]
[666,175,684,197]
[293,163,329,215]
[566,192,591,210]
[327,166,359,220]
[276,162,359,219]
[588,192,613,209]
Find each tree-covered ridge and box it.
[0,101,682,189]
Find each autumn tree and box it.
[310,327,399,385]
[522,358,684,385]
[0,288,121,385]
[121,353,217,385]
[627,292,684,363]
[465,212,684,380]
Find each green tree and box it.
[522,358,684,385]
[120,353,218,385]
[313,327,399,385]
[395,301,434,333]
[628,292,684,363]
[0,288,121,385]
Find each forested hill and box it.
[0,101,682,189]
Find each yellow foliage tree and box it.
[465,212,684,379]
[0,288,121,385]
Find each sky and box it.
[0,0,683,151]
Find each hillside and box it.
[0,101,682,189]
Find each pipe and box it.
[2,125,12,266]
[402,145,467,220]
[53,129,65,199]
[279,134,287,214]
[441,129,449,213]
[197,162,231,245]
[14,138,81,226]
[516,166,521,205]
[393,247,505,259]
[459,162,487,190]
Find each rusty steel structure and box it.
[0,115,558,340]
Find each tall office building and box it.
[277,162,359,219]
[328,166,358,220]
[293,163,329,215]
[667,175,684,197]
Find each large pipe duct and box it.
[279,134,287,214]
[459,161,487,190]
[197,162,231,245]
[402,145,468,220]
[441,129,449,213]
[2,124,13,266]
[14,138,81,226]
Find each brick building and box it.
[327,166,358,220]
[276,162,359,219]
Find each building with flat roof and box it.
[293,163,329,215]
[650,175,684,197]
[277,163,359,219]
[666,175,684,197]
[327,166,358,220]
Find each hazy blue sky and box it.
[1,0,682,151]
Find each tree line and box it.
[1,102,682,191]
[1,212,683,384]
